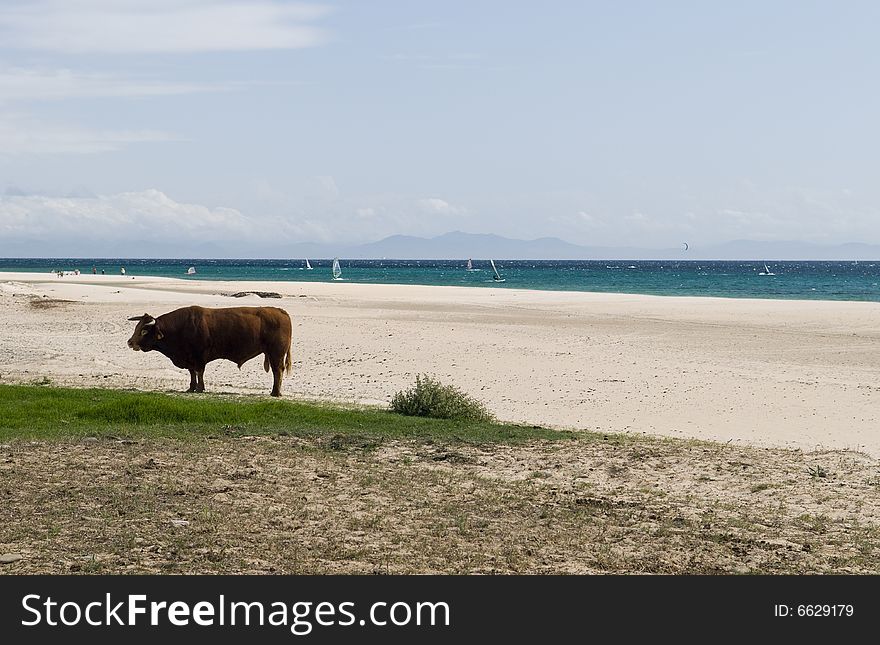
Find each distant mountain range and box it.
[6,231,880,260]
[281,231,880,261]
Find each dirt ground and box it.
[2,433,879,574]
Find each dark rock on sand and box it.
[229,291,282,298]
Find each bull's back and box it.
[171,306,291,361]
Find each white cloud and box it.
[0,67,233,103]
[0,65,228,154]
[314,175,340,199]
[0,112,176,155]
[624,210,647,223]
[0,188,350,257]
[241,179,479,243]
[0,189,252,241]
[417,197,467,216]
[0,65,311,156]
[0,1,331,54]
[576,210,599,224]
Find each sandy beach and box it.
[2,271,879,455]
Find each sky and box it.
[1,0,879,257]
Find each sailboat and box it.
[758,262,775,276]
[331,257,343,280]
[305,259,313,270]
[465,258,479,272]
[490,259,505,283]
[186,266,196,275]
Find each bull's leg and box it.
[268,352,284,397]
[196,368,206,393]
[187,370,198,393]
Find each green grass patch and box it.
[0,384,571,445]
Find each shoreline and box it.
[5,270,880,307]
[2,272,879,456]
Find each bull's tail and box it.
[264,343,292,374]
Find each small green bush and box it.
[390,374,494,422]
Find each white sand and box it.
[2,271,879,455]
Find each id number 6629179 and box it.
[774,605,853,617]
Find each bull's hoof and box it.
[270,391,281,397]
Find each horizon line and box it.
[2,257,878,262]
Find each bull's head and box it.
[127,314,164,351]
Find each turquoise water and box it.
[2,258,880,302]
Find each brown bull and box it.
[127,305,292,397]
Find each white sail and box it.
[332,257,342,280]
[305,259,312,270]
[466,258,473,270]
[186,266,196,275]
[759,262,775,276]
[490,259,505,282]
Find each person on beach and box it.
[92,266,97,274]
[120,266,126,275]
[101,269,105,275]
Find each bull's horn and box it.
[128,314,154,322]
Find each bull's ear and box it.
[156,329,164,340]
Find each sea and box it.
[2,258,880,302]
